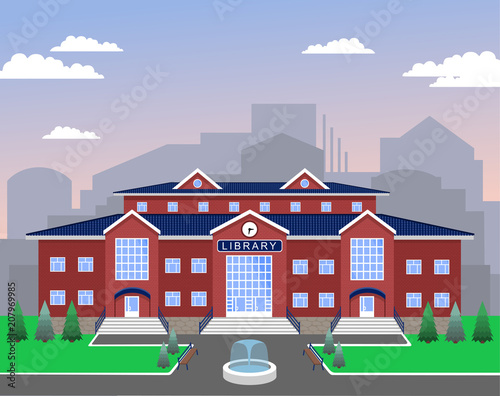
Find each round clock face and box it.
[242,221,258,237]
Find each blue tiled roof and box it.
[114,182,388,195]
[26,213,473,237]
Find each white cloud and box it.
[51,35,123,52]
[42,126,101,140]
[0,53,104,79]
[302,38,374,54]
[403,51,500,87]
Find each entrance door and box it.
[360,296,374,317]
[125,296,139,317]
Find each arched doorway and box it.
[349,287,386,317]
[114,287,151,317]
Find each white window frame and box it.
[78,257,94,272]
[293,293,308,308]
[321,202,332,212]
[137,202,147,212]
[406,259,422,275]
[350,238,384,280]
[290,202,301,212]
[319,293,334,308]
[50,257,65,272]
[50,290,65,305]
[352,202,362,212]
[198,202,209,212]
[292,259,308,274]
[168,202,178,212]
[191,291,207,307]
[165,258,181,273]
[78,290,94,305]
[406,292,422,308]
[191,258,207,273]
[115,238,149,281]
[434,259,450,275]
[319,259,335,274]
[260,202,270,212]
[229,202,240,212]
[165,291,181,306]
[434,292,450,308]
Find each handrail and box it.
[394,307,404,333]
[95,307,106,334]
[177,342,193,365]
[308,343,324,368]
[158,307,169,333]
[199,307,213,334]
[330,307,341,333]
[286,307,301,334]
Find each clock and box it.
[242,221,258,237]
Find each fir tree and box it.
[167,328,179,354]
[61,301,82,342]
[157,342,170,368]
[323,328,336,355]
[35,301,55,342]
[332,342,345,368]
[445,302,465,343]
[418,302,438,343]
[472,302,493,343]
[13,301,28,341]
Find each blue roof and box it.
[26,213,473,237]
[114,182,388,195]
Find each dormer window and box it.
[300,179,309,188]
[193,179,202,188]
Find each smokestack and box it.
[337,138,342,173]
[345,152,348,173]
[330,127,334,173]
[322,115,326,172]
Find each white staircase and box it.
[332,318,403,335]
[201,318,299,335]
[97,317,168,335]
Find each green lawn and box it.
[315,316,500,373]
[3,316,187,373]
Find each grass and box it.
[316,316,500,373]
[2,316,187,373]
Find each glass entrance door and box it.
[125,296,139,317]
[360,296,374,317]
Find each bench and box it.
[303,348,324,371]
[177,347,198,370]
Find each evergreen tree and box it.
[332,342,345,368]
[445,302,465,343]
[35,301,55,342]
[61,301,82,342]
[418,302,438,343]
[323,328,336,355]
[167,328,179,354]
[13,301,28,341]
[157,342,170,368]
[472,302,493,343]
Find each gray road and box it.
[8,334,500,396]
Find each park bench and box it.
[177,345,198,370]
[303,348,324,371]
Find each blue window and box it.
[78,290,93,305]
[115,238,149,280]
[50,290,65,305]
[434,293,450,308]
[321,202,332,212]
[293,259,308,274]
[191,292,207,307]
[350,238,384,280]
[406,293,422,308]
[434,259,450,274]
[193,179,202,188]
[300,179,309,188]
[168,202,178,212]
[165,258,180,273]
[319,293,334,308]
[229,202,240,212]
[192,258,207,273]
[290,202,301,212]
[198,202,209,212]
[137,202,147,212]
[352,202,362,212]
[165,292,181,306]
[293,293,308,308]
[78,257,93,272]
[319,259,334,274]
[406,259,422,274]
[260,202,270,212]
[50,257,65,272]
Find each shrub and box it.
[13,301,28,341]
[323,328,335,355]
[472,301,493,343]
[35,301,55,342]
[61,301,82,342]
[157,342,170,368]
[332,342,345,368]
[418,302,438,343]
[445,302,465,343]
[167,328,179,354]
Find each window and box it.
[165,258,180,273]
[300,179,309,188]
[50,290,65,305]
[321,202,332,212]
[350,238,384,280]
[290,202,301,212]
[406,259,422,275]
[319,259,334,274]
[198,202,209,212]
[434,259,450,274]
[352,202,362,212]
[168,202,178,212]
[78,257,94,272]
[191,258,207,273]
[137,202,147,212]
[50,257,65,272]
[293,293,308,308]
[193,179,202,188]
[434,293,450,308]
[191,292,207,306]
[293,259,308,274]
[260,202,270,212]
[165,292,181,306]
[115,238,149,280]
[319,293,334,308]
[406,293,422,308]
[229,202,240,212]
[78,290,93,305]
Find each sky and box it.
[0,0,498,238]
